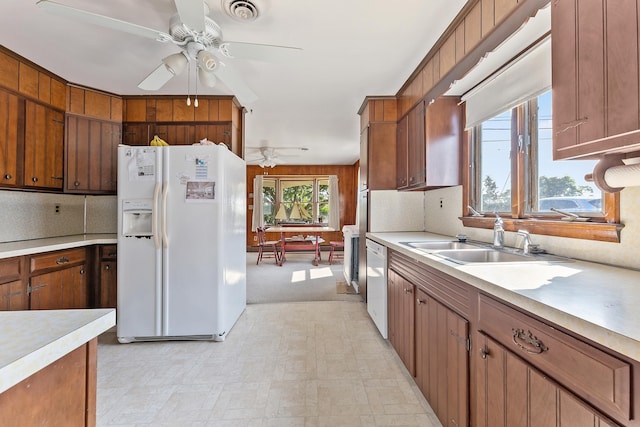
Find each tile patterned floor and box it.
[96,301,441,426]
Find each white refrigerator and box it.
[117,144,246,343]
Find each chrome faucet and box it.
[517,230,533,255]
[493,213,504,248]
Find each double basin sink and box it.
[401,240,571,265]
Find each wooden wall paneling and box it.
[455,22,466,62]
[0,50,19,91]
[465,2,483,53]
[124,99,146,122]
[440,33,457,77]
[155,99,173,122]
[67,86,85,115]
[360,102,369,130]
[38,74,51,105]
[194,100,209,121]
[208,99,220,121]
[18,63,39,99]
[110,97,122,122]
[171,99,195,121]
[51,80,66,111]
[422,60,434,103]
[481,0,495,37]
[219,99,233,121]
[245,164,358,247]
[383,99,397,121]
[84,90,111,120]
[494,0,519,26]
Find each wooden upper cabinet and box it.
[552,0,640,160]
[396,114,409,189]
[358,97,397,191]
[407,100,426,188]
[0,89,23,187]
[65,115,120,194]
[23,100,64,189]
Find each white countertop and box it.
[367,231,640,363]
[0,308,115,394]
[0,234,117,259]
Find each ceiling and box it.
[0,0,468,166]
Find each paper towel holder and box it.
[585,154,637,193]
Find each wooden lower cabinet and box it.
[29,248,88,310]
[387,268,415,375]
[0,257,27,311]
[98,245,117,309]
[475,332,619,427]
[0,339,97,427]
[415,288,469,427]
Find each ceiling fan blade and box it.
[173,0,206,33]
[138,63,176,90]
[213,62,258,105]
[220,42,302,63]
[37,0,172,41]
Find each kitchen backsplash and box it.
[424,185,640,270]
[0,190,117,243]
[369,190,425,232]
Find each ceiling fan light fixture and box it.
[162,52,188,76]
[222,0,261,22]
[198,67,217,87]
[197,50,217,71]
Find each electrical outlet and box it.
[54,204,61,215]
[439,198,444,209]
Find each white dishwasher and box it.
[366,239,387,339]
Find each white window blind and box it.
[463,37,551,129]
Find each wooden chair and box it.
[328,240,344,264]
[256,227,281,265]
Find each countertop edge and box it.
[0,234,117,259]
[367,231,640,363]
[0,309,116,394]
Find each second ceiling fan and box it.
[37,0,302,105]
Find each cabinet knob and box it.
[403,288,412,294]
[32,177,38,183]
[416,298,424,305]
[104,264,110,270]
[80,269,85,275]
[4,174,11,180]
[74,181,80,187]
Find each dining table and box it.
[264,226,335,266]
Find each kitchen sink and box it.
[402,241,481,251]
[401,240,572,264]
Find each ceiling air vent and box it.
[222,0,260,22]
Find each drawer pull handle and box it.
[108,251,117,257]
[512,328,548,355]
[55,256,70,264]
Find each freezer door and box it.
[117,146,163,340]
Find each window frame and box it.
[261,176,330,226]
[462,96,623,243]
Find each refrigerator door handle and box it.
[162,181,169,248]
[153,182,161,249]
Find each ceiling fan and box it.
[247,146,308,168]
[36,0,302,105]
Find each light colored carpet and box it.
[246,251,361,304]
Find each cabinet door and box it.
[475,332,619,427]
[0,89,22,187]
[396,114,408,189]
[66,116,120,193]
[387,269,415,375]
[415,289,469,427]
[367,122,397,190]
[0,280,27,311]
[29,272,60,310]
[407,101,426,188]
[424,97,461,187]
[60,264,87,309]
[24,101,64,189]
[122,123,151,146]
[99,260,117,309]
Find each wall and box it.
[246,164,358,247]
[424,185,640,270]
[0,190,117,243]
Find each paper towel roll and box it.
[603,163,640,188]
[586,156,640,192]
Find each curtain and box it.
[251,175,263,232]
[328,175,340,230]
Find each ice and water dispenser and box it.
[122,199,153,237]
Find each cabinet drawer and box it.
[0,257,22,284]
[478,294,631,421]
[100,245,117,260]
[30,248,86,274]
